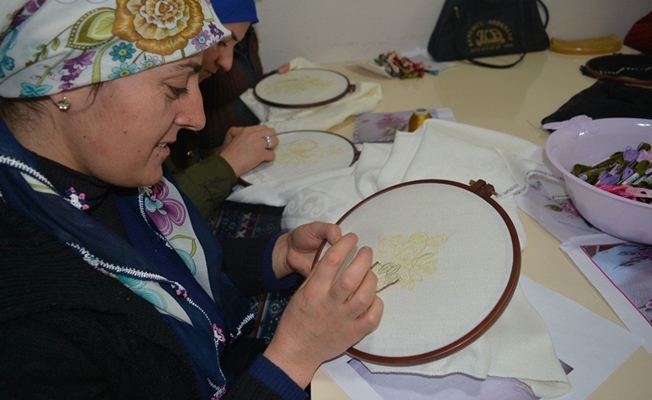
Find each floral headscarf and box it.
[0,0,228,98]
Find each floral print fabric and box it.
[0,0,227,98]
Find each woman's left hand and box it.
[218,125,278,177]
[272,222,343,279]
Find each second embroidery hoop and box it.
[239,130,358,186]
[253,68,355,108]
[316,179,521,364]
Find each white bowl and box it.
[544,116,652,245]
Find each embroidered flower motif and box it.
[109,42,136,62]
[144,181,185,236]
[173,283,188,298]
[9,0,46,29]
[617,244,652,267]
[375,113,406,131]
[0,29,18,79]
[191,29,211,50]
[212,324,226,343]
[138,185,153,196]
[113,0,206,56]
[208,23,224,39]
[108,62,139,79]
[139,54,161,70]
[65,187,90,210]
[59,51,95,90]
[19,82,52,97]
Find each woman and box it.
[0,1,382,399]
[169,0,289,219]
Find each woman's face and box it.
[53,53,206,188]
[199,21,251,81]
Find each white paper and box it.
[560,234,652,352]
[515,180,601,243]
[520,276,643,399]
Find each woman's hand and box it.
[263,232,383,389]
[276,63,290,74]
[218,125,278,177]
[271,222,343,279]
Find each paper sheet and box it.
[352,107,455,143]
[516,179,652,352]
[515,180,601,243]
[560,234,652,352]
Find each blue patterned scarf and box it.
[0,119,254,399]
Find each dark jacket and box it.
[0,199,296,399]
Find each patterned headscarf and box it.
[0,0,228,98]
[210,0,258,24]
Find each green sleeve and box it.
[168,155,238,220]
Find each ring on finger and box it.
[265,135,273,150]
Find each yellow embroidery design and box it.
[276,139,344,167]
[374,232,447,291]
[260,75,334,96]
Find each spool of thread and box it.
[408,108,432,132]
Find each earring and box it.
[57,97,70,111]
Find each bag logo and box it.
[466,20,515,53]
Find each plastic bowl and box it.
[543,116,652,245]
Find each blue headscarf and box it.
[210,0,258,24]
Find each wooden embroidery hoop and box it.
[315,179,521,365]
[239,130,358,186]
[253,68,356,108]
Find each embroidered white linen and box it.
[228,118,570,398]
[240,58,382,133]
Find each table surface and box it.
[310,49,652,400]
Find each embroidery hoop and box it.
[239,130,358,186]
[253,68,355,108]
[315,179,521,364]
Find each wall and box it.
[253,0,652,72]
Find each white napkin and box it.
[240,57,382,133]
[276,119,571,398]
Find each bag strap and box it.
[466,0,549,69]
[468,53,526,69]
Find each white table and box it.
[311,48,652,400]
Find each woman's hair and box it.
[0,97,46,126]
[0,83,104,127]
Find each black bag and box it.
[541,54,652,128]
[541,80,652,128]
[428,0,550,68]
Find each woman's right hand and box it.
[262,232,383,389]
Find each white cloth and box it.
[362,283,571,399]
[249,118,561,245]
[240,57,382,133]
[230,118,571,398]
